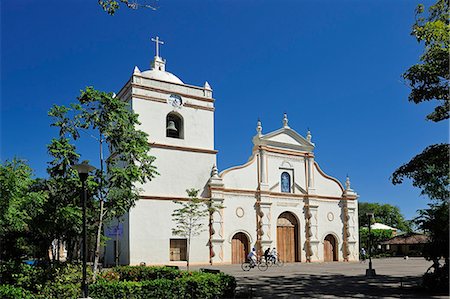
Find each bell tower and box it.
[115,36,217,198]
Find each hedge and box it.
[0,285,36,299]
[99,266,182,281]
[90,273,236,299]
[1,265,236,299]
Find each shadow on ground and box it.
[234,274,438,298]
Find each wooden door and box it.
[277,212,299,263]
[170,239,187,261]
[324,234,337,262]
[232,233,249,264]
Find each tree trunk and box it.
[92,134,105,280]
[92,200,105,279]
[187,232,191,271]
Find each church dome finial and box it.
[283,113,289,128]
[142,36,184,84]
[256,118,262,136]
[211,164,219,178]
[150,36,166,72]
[345,175,353,191]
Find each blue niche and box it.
[281,172,291,193]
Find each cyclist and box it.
[247,248,257,267]
[270,247,278,262]
[263,247,271,262]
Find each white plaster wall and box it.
[268,133,301,145]
[132,98,214,150]
[221,194,258,263]
[137,148,216,197]
[221,155,258,190]
[315,200,345,261]
[128,199,210,265]
[313,163,343,198]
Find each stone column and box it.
[208,166,225,264]
[259,149,269,191]
[259,195,273,251]
[306,155,316,195]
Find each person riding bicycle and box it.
[263,247,271,262]
[360,247,366,263]
[270,247,278,262]
[247,248,257,267]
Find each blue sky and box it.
[1,0,446,220]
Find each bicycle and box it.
[265,255,284,267]
[241,258,268,271]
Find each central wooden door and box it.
[277,212,299,263]
[324,234,338,262]
[231,233,249,264]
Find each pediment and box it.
[254,127,314,152]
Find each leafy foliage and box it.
[415,201,449,262]
[46,87,158,267]
[0,159,47,261]
[0,264,236,299]
[403,0,449,122]
[91,266,236,299]
[358,202,411,232]
[392,143,449,201]
[393,0,450,291]
[359,228,393,252]
[98,0,157,15]
[0,285,36,299]
[99,266,182,281]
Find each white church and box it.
[104,37,359,266]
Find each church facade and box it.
[104,39,359,266]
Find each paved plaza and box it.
[190,258,448,298]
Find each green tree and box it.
[98,0,156,15]
[359,228,393,254]
[358,202,411,232]
[392,0,449,196]
[171,189,209,271]
[47,87,158,274]
[0,159,47,261]
[392,0,449,291]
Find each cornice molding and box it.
[151,142,218,155]
[131,82,215,103]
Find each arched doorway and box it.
[231,232,249,264]
[277,212,299,262]
[324,234,338,262]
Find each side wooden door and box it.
[324,234,337,262]
[231,233,249,264]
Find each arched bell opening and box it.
[166,112,184,139]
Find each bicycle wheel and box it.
[276,259,284,266]
[241,262,251,271]
[266,259,274,267]
[258,262,268,271]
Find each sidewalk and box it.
[189,258,447,298]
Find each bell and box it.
[166,120,177,132]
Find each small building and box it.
[371,223,398,236]
[381,232,429,257]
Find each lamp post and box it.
[365,212,376,277]
[72,161,96,298]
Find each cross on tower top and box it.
[151,36,164,57]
